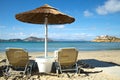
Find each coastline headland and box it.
[93,35,120,42]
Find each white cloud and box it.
[49,25,65,28]
[0,32,27,39]
[12,26,23,30]
[19,32,26,36]
[49,32,94,40]
[9,32,26,37]
[29,33,41,37]
[83,10,93,17]
[96,0,120,15]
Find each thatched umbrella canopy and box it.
[15,4,75,58]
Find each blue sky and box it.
[0,0,120,41]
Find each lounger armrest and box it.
[54,50,58,58]
[0,59,7,63]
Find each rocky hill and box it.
[92,35,120,42]
[24,36,53,42]
[24,37,44,42]
[0,36,53,42]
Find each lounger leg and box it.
[3,66,11,79]
[24,61,34,78]
[77,65,82,74]
[59,64,62,74]
[55,62,62,75]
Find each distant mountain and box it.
[0,39,6,42]
[0,36,53,42]
[92,35,120,42]
[24,36,44,42]
[9,39,23,42]
[0,39,23,42]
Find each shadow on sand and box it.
[78,59,120,68]
[77,59,120,76]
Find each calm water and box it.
[0,41,120,52]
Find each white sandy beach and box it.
[0,50,120,80]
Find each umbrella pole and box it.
[45,17,48,58]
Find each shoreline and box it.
[1,49,120,53]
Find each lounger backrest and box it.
[6,48,29,67]
[58,48,78,66]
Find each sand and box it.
[0,50,120,80]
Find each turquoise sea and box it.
[0,41,120,52]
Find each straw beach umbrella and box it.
[15,4,75,58]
